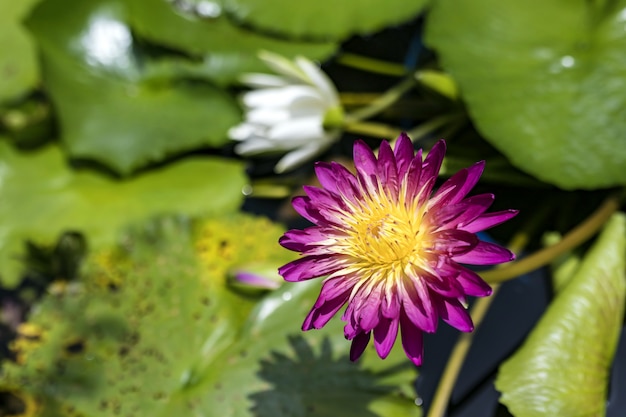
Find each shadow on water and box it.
[249,335,398,417]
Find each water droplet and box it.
[242,184,253,196]
[80,14,133,69]
[196,1,221,18]
[414,396,423,406]
[282,292,292,301]
[560,55,575,68]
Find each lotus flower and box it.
[228,51,343,173]
[278,134,518,365]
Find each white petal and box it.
[275,142,327,173]
[228,123,262,141]
[267,116,325,143]
[259,50,308,82]
[246,108,290,125]
[235,138,282,155]
[242,85,321,108]
[240,73,290,88]
[288,95,327,115]
[295,56,339,105]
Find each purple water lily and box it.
[278,134,518,365]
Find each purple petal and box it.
[421,266,464,298]
[452,194,495,228]
[292,194,346,228]
[429,229,479,256]
[419,140,446,193]
[428,194,494,231]
[352,281,384,332]
[416,175,437,208]
[455,266,492,297]
[315,275,360,307]
[343,310,359,339]
[373,317,399,359]
[303,185,343,209]
[436,297,473,332]
[452,241,516,265]
[331,162,361,202]
[432,161,485,206]
[404,149,423,202]
[353,140,378,177]
[394,133,414,179]
[430,167,468,207]
[381,286,400,319]
[400,312,424,366]
[233,271,281,289]
[279,255,344,282]
[314,161,360,202]
[355,163,380,200]
[291,196,325,225]
[451,161,485,203]
[314,162,341,194]
[399,275,438,333]
[279,227,327,252]
[302,279,352,330]
[461,209,519,233]
[349,331,371,362]
[376,140,399,197]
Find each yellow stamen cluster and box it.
[338,186,431,280]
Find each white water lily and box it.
[228,51,343,173]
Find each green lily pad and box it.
[496,212,626,416]
[25,0,241,175]
[1,214,419,417]
[126,0,338,85]
[0,0,41,103]
[225,0,429,40]
[0,140,245,287]
[425,0,626,189]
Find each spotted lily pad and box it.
[425,0,626,189]
[496,213,626,416]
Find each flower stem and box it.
[343,120,402,139]
[344,76,418,122]
[405,114,465,142]
[480,194,621,284]
[336,52,408,76]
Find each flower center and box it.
[345,191,428,272]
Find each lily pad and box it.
[26,0,241,175]
[225,0,429,40]
[126,0,338,85]
[1,214,419,417]
[0,214,293,416]
[0,140,245,287]
[0,0,41,103]
[187,280,421,417]
[425,0,626,189]
[496,213,626,416]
